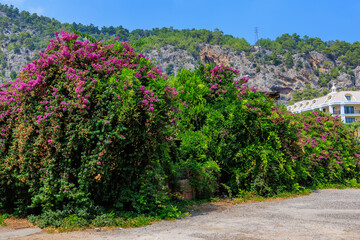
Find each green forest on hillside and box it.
[1,3,360,68]
[1,3,360,106]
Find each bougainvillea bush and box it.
[292,111,360,185]
[173,64,360,197]
[0,31,181,216]
[1,30,359,227]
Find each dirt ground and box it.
[3,189,360,240]
[0,218,34,233]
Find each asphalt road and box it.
[8,189,360,240]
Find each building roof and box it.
[288,91,360,112]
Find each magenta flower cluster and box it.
[0,30,183,175]
[0,30,178,121]
[201,64,247,97]
[139,85,159,112]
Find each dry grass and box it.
[6,218,34,229]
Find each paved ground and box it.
[0,228,42,240]
[2,189,360,240]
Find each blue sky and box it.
[1,0,360,44]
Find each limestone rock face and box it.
[144,46,197,75]
[307,51,331,70]
[144,45,356,105]
[1,47,36,79]
[200,45,231,66]
[0,24,37,80]
[1,36,356,105]
[0,8,356,105]
[354,66,360,88]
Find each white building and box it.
[287,84,360,123]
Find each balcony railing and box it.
[332,110,360,115]
[346,110,360,114]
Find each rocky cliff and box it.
[1,3,360,105]
[2,38,359,105]
[0,21,38,80]
[144,44,360,105]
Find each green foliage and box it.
[70,26,97,43]
[339,43,360,67]
[296,60,303,69]
[291,84,324,102]
[28,208,162,229]
[176,131,219,196]
[263,53,281,66]
[165,64,174,75]
[349,179,359,187]
[318,73,331,87]
[345,120,360,135]
[159,204,188,219]
[138,28,251,55]
[9,71,17,80]
[1,26,360,229]
[91,212,117,227]
[2,2,360,78]
[0,213,10,226]
[0,4,249,62]
[0,32,180,217]
[173,66,275,196]
[302,84,320,100]
[173,64,360,197]
[28,209,88,229]
[330,67,340,79]
[233,188,312,204]
[321,88,330,96]
[258,33,360,68]
[276,33,296,51]
[323,61,333,69]
[284,52,294,68]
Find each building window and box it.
[345,95,351,101]
[345,106,354,114]
[346,118,355,123]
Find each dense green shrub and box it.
[0,29,359,229]
[173,64,298,196]
[290,84,323,103]
[172,64,360,197]
[284,52,294,68]
[294,111,360,183]
[0,31,180,216]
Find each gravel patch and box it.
[10,189,360,240]
[0,228,42,240]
